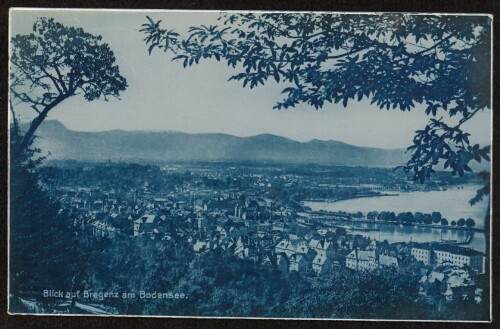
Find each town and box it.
[35,160,486,310]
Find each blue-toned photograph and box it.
[8,9,492,320]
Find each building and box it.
[433,245,485,274]
[379,254,399,268]
[133,214,157,236]
[346,249,378,271]
[420,264,477,300]
[275,238,309,257]
[307,238,335,274]
[411,244,433,265]
[311,251,333,275]
[276,252,289,273]
[193,240,207,253]
[91,220,116,238]
[289,253,310,274]
[411,243,485,274]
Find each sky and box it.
[9,9,492,149]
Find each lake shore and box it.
[303,184,488,230]
[308,214,486,233]
[303,191,398,203]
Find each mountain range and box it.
[20,120,409,167]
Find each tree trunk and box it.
[19,95,66,151]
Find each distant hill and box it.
[20,120,409,167]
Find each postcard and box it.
[8,8,492,321]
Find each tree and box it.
[141,12,492,316]
[431,211,442,224]
[422,213,433,225]
[440,218,448,226]
[457,218,466,227]
[9,126,85,306]
[283,265,422,319]
[141,13,491,185]
[9,17,127,312]
[353,211,363,218]
[450,220,457,226]
[414,212,424,224]
[397,212,414,224]
[465,218,476,227]
[10,18,127,152]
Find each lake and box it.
[304,185,489,252]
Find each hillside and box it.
[21,120,408,167]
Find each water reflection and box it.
[348,222,485,252]
[305,185,488,252]
[306,185,488,228]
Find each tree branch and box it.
[19,95,68,151]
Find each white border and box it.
[6,8,494,322]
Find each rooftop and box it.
[411,243,484,257]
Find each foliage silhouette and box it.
[141,13,491,187]
[10,17,127,152]
[141,15,492,317]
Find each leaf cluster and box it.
[10,17,128,111]
[141,13,491,198]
